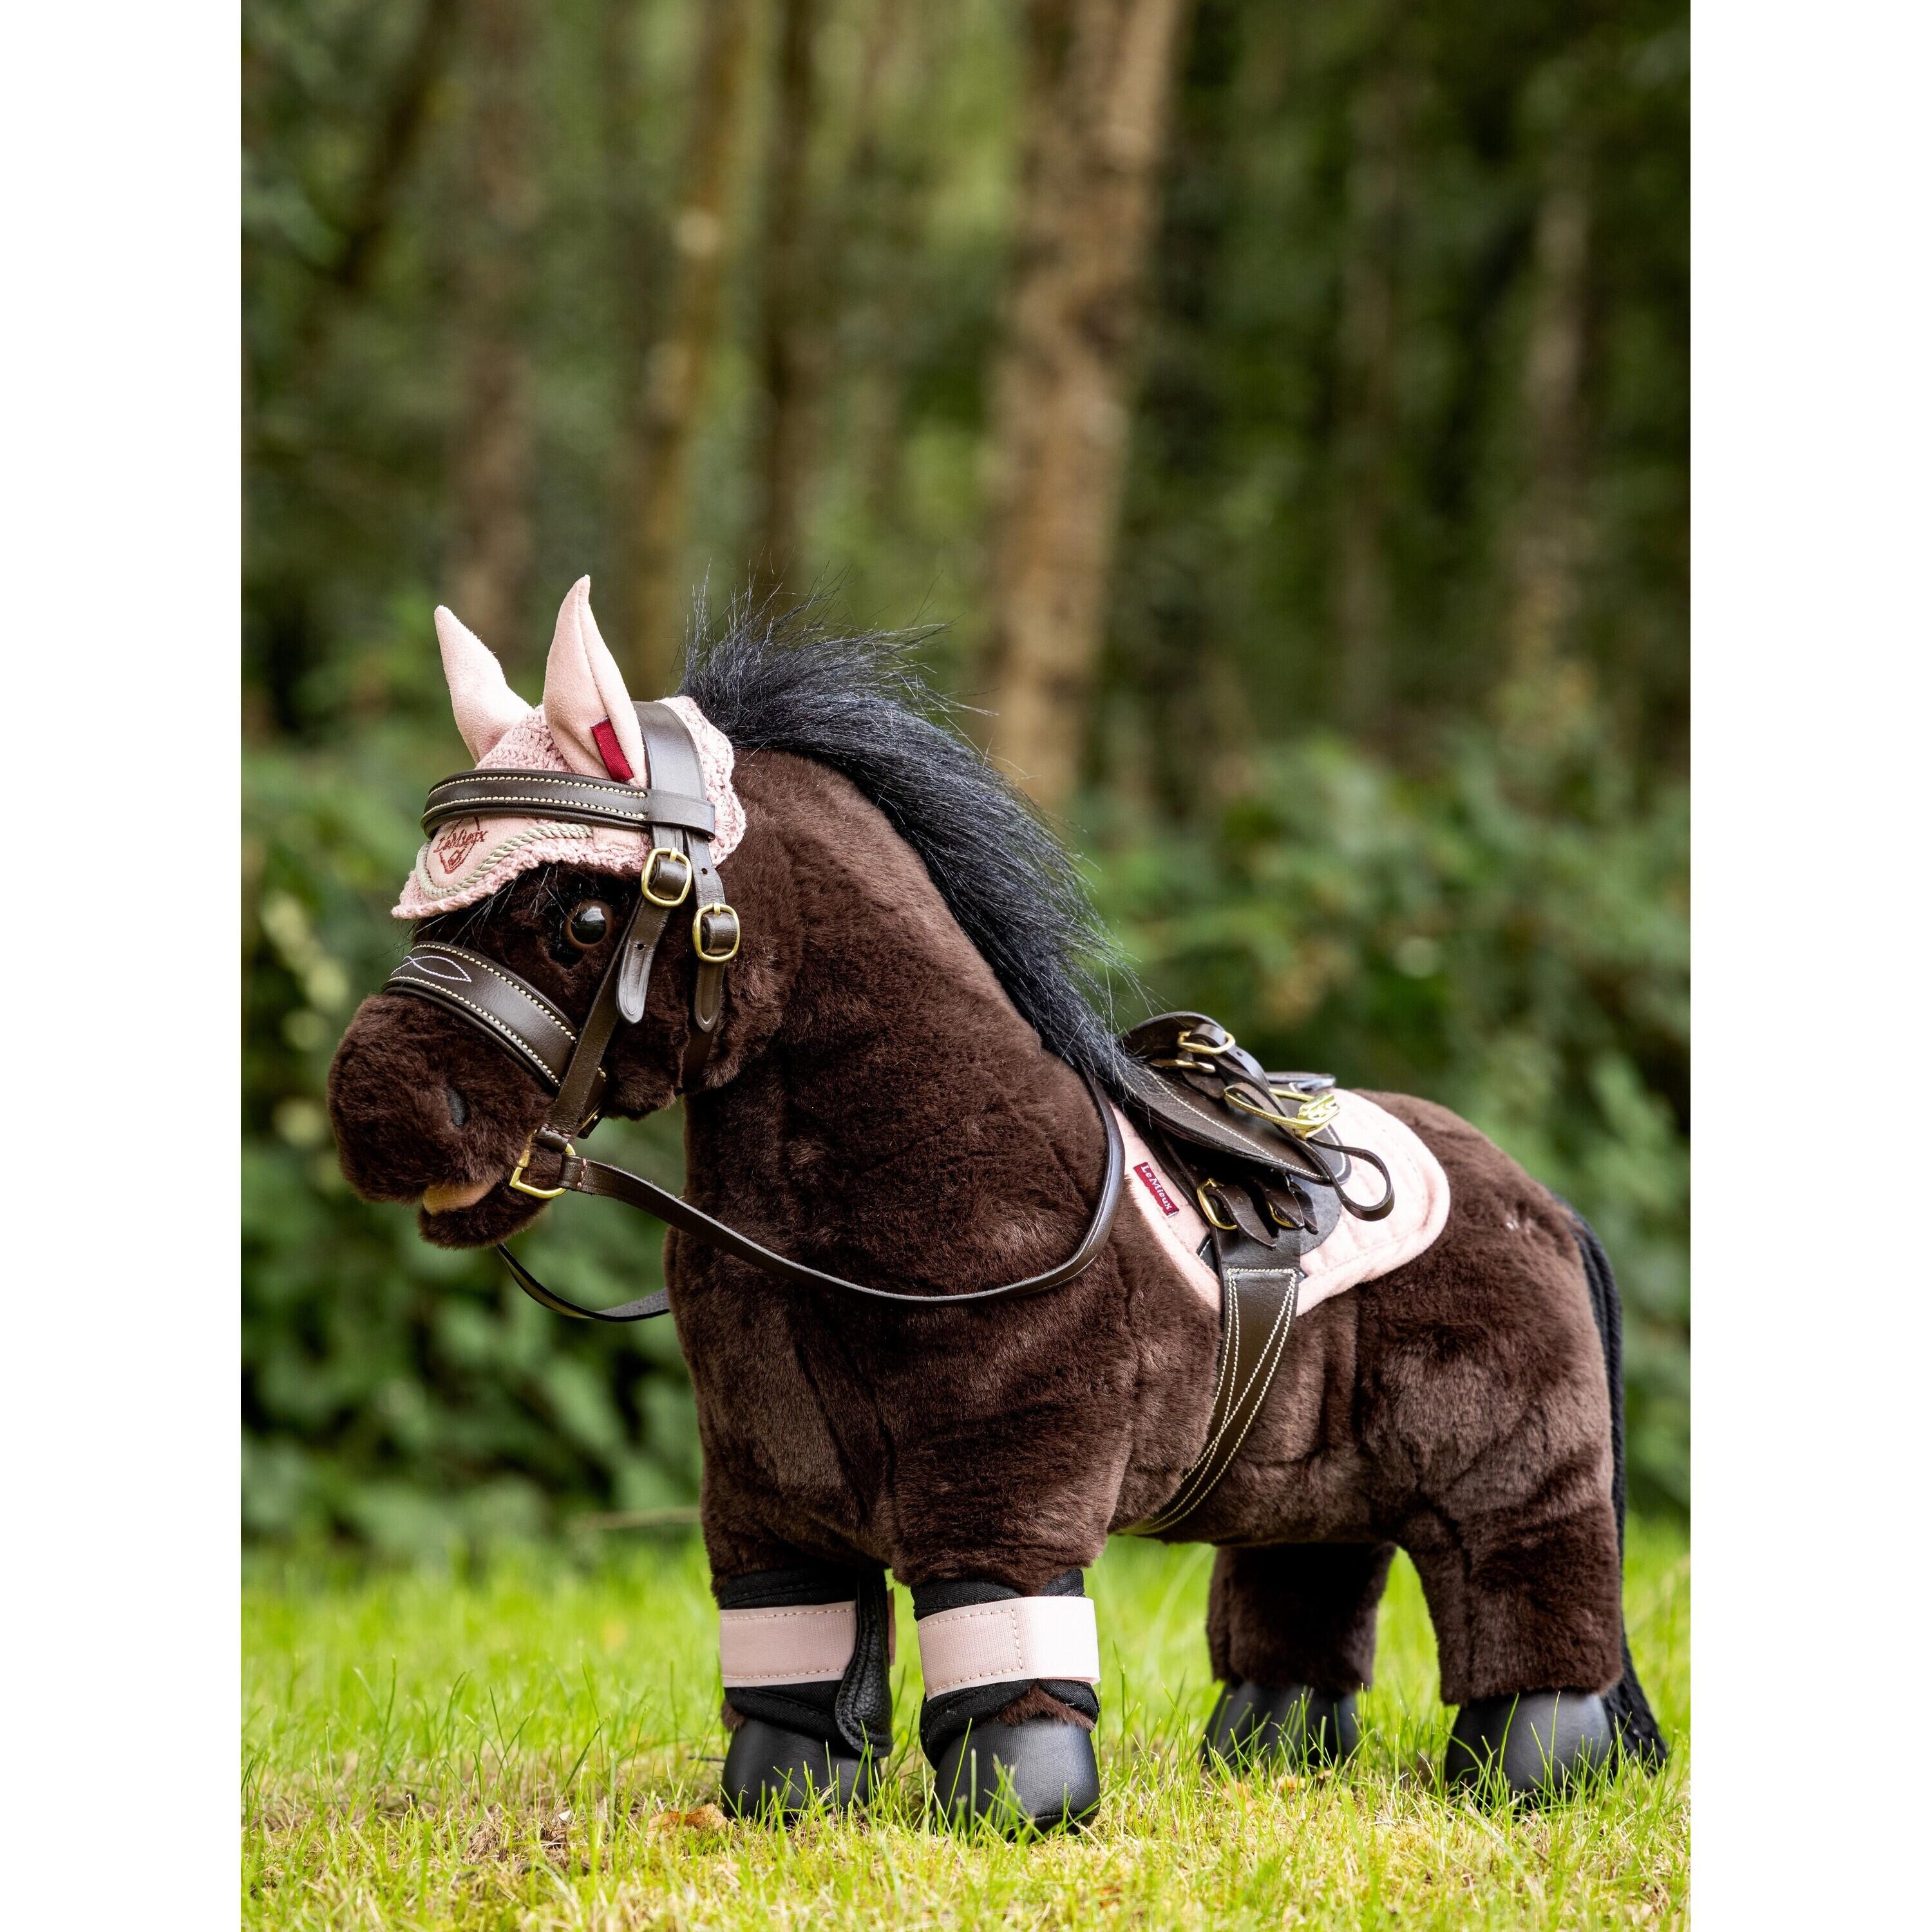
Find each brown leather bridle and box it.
[386,699,1125,1323]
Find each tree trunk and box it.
[618,0,758,696]
[448,0,539,651]
[752,0,830,594]
[601,0,661,386]
[1118,0,1241,820]
[840,0,923,532]
[281,0,465,368]
[1503,129,1591,687]
[979,0,1197,813]
[1331,35,1407,736]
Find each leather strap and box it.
[631,701,731,1083]
[398,704,730,1117]
[501,1068,1125,1316]
[1125,1215,1306,1538]
[385,927,1126,1319]
[614,889,676,1029]
[422,770,715,839]
[1120,1012,1394,1222]
[386,943,603,1109]
[538,889,659,1144]
[498,1245,670,1323]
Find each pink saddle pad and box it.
[1115,1091,1450,1316]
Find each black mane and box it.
[681,601,1137,1094]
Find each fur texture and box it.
[679,608,1136,1094]
[328,613,1654,1748]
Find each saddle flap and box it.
[1117,1014,1347,1188]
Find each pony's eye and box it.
[566,901,612,949]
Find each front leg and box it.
[882,1337,1127,1833]
[713,1561,894,1820]
[909,1569,1103,1832]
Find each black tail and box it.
[1566,1206,1669,1769]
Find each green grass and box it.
[243,1522,1687,1929]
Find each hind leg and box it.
[1402,1484,1625,1801]
[1202,1541,1395,1770]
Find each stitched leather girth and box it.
[1124,1133,1312,1540]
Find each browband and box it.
[422,770,716,840]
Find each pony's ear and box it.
[540,577,647,781]
[434,606,532,762]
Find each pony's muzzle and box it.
[422,1174,498,1214]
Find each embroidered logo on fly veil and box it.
[1133,1160,1181,1217]
[435,816,486,876]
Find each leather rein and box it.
[385,700,1126,1323]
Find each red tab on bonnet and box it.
[590,717,635,782]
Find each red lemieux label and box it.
[1133,1160,1181,1217]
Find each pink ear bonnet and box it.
[393,578,745,920]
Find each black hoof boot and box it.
[1202,1680,1362,1772]
[1445,1691,1615,1803]
[721,1719,873,1822]
[932,1720,1101,1834]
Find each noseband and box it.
[385,699,1126,1323]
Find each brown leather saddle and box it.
[1113,1014,1393,1537]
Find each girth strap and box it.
[1124,1228,1305,1537]
[1112,1016,1403,1538]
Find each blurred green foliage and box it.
[245,721,706,1559]
[243,0,1686,1549]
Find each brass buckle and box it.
[1227,1085,1341,1139]
[693,902,741,963]
[1175,1025,1236,1071]
[641,846,694,907]
[1176,1026,1235,1059]
[1195,1179,1239,1232]
[508,1137,576,1200]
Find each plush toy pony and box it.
[329,581,1665,1830]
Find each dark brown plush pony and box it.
[329,596,1665,1832]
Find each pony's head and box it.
[330,582,1135,1250]
[326,578,762,1249]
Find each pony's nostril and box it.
[445,1085,469,1128]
